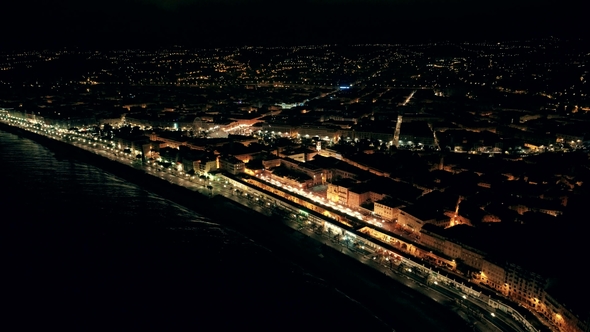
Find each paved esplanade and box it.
[0,111,546,332]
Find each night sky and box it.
[1,0,586,48]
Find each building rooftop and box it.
[220,155,244,164]
[400,205,448,223]
[374,197,405,209]
[368,178,423,204]
[331,178,359,188]
[309,155,374,181]
[281,157,322,171]
[271,165,313,182]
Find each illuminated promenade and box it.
[0,109,548,332]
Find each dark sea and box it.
[0,130,395,331]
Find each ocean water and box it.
[0,130,396,331]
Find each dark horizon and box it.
[1,0,587,50]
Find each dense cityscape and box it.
[2,38,590,332]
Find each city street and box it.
[284,217,512,332]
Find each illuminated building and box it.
[419,223,588,332]
[327,179,357,205]
[280,158,326,186]
[219,156,245,175]
[373,198,404,221]
[200,158,219,173]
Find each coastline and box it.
[0,122,472,331]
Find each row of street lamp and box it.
[0,113,538,332]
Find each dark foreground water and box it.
[0,130,396,331]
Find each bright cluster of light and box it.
[255,173,384,228]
